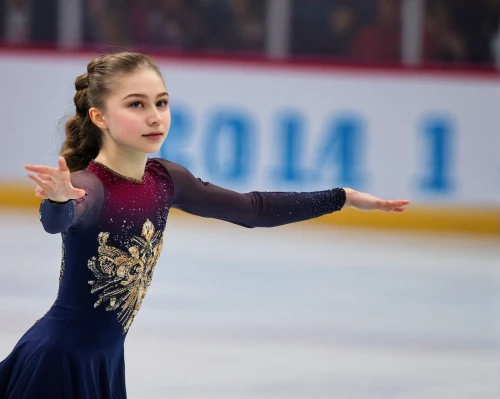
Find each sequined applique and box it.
[57,235,67,292]
[88,219,164,333]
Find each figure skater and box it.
[0,52,409,398]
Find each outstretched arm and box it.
[157,159,409,228]
[158,159,344,228]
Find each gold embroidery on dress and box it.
[88,219,163,333]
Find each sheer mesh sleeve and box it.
[39,170,104,234]
[155,159,346,228]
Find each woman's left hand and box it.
[344,188,410,212]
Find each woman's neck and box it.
[94,150,148,181]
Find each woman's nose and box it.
[147,108,162,125]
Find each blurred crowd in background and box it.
[293,0,500,65]
[1,0,499,67]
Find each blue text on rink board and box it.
[159,105,455,194]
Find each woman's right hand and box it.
[25,157,86,202]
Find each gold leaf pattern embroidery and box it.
[88,219,163,333]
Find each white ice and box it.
[0,210,498,398]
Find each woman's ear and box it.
[89,107,108,130]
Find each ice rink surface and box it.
[0,210,498,398]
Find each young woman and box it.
[0,52,409,398]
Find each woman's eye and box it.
[157,100,169,107]
[130,102,143,108]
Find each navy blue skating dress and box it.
[0,158,346,398]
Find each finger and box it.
[72,188,86,198]
[384,206,408,212]
[35,191,49,199]
[38,173,53,180]
[35,173,53,183]
[69,181,86,197]
[387,200,410,206]
[24,164,59,176]
[58,157,69,172]
[27,173,51,189]
[380,200,410,209]
[35,185,48,196]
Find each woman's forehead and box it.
[112,69,166,95]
